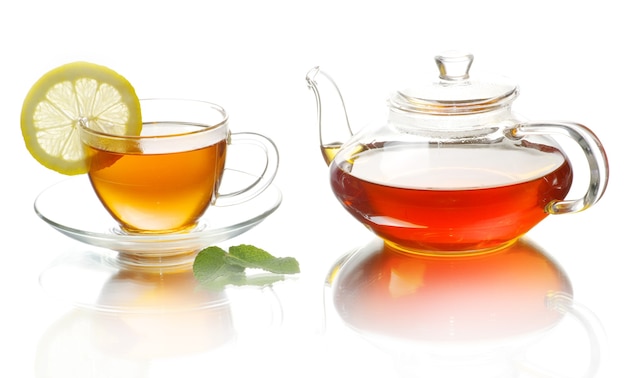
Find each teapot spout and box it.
[306,66,353,166]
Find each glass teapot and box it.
[306,52,609,254]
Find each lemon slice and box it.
[21,61,142,175]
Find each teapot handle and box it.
[509,122,609,214]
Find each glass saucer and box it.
[34,169,282,269]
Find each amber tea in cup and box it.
[80,98,278,234]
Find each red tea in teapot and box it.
[330,142,573,252]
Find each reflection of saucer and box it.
[34,170,281,268]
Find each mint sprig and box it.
[192,245,300,289]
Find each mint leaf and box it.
[192,244,299,290]
[226,244,300,274]
[193,246,245,286]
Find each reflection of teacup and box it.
[79,98,278,234]
[35,269,236,377]
[93,269,234,359]
[36,248,286,377]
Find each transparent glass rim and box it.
[79,98,230,153]
[80,98,229,139]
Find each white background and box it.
[1,1,624,377]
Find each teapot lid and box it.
[389,52,519,115]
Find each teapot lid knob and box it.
[436,52,473,81]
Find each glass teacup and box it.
[79,98,278,235]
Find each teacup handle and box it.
[509,122,609,214]
[214,132,279,206]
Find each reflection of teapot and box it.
[306,52,609,253]
[331,239,571,340]
[328,238,605,377]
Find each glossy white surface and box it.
[1,1,623,377]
